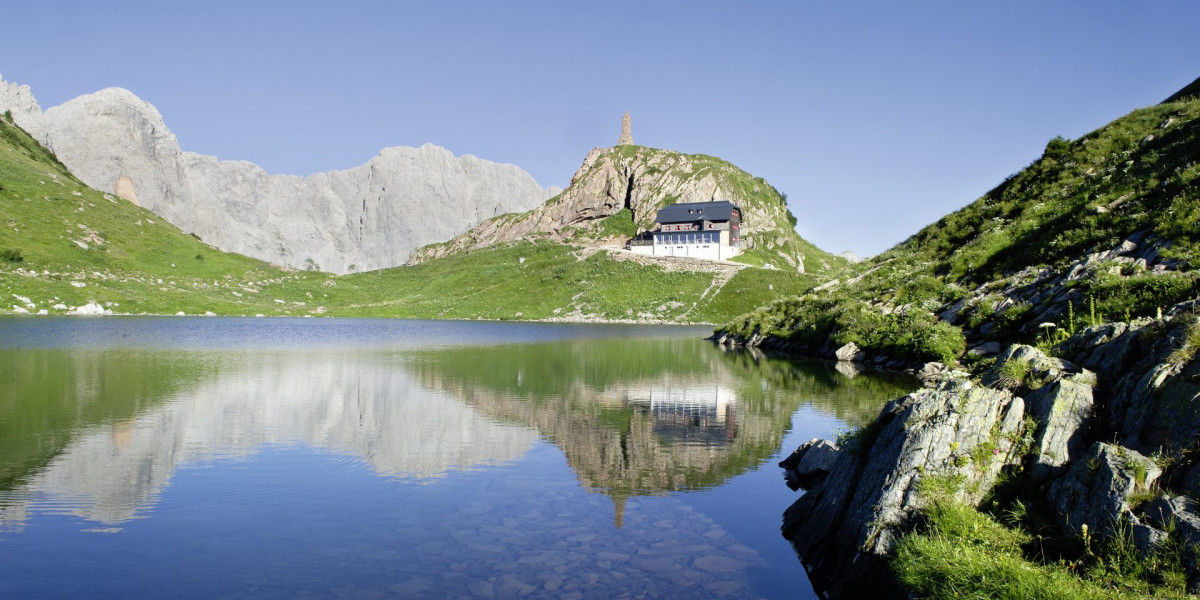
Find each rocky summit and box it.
[0,76,556,274]
[413,144,831,274]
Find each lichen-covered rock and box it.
[781,380,1025,598]
[1024,378,1094,481]
[1046,442,1160,538]
[1131,523,1169,558]
[1142,495,1200,548]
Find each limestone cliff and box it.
[412,145,829,273]
[0,77,556,273]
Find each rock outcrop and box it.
[781,379,1026,598]
[0,75,46,141]
[1047,441,1161,538]
[780,321,1200,598]
[1061,316,1200,454]
[0,77,556,273]
[412,145,815,272]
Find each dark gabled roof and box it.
[655,201,740,224]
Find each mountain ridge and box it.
[0,77,557,274]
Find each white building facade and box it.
[628,201,743,261]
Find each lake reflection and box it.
[0,318,913,599]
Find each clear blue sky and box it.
[3,1,1198,256]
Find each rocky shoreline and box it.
[771,312,1200,598]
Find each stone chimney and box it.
[617,112,634,146]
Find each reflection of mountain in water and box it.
[0,352,535,527]
[408,339,914,511]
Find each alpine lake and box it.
[0,317,915,599]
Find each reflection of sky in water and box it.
[0,318,912,599]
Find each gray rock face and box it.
[778,438,840,490]
[1063,317,1200,453]
[1047,442,1160,538]
[781,380,1026,598]
[976,345,1097,481]
[1025,378,1094,481]
[0,75,46,141]
[1142,495,1200,548]
[981,344,1097,391]
[0,78,556,273]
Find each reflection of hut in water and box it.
[624,384,737,446]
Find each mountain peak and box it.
[414,144,837,274]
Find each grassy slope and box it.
[719,79,1200,599]
[0,113,321,316]
[0,116,816,323]
[719,84,1200,360]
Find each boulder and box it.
[781,380,1025,598]
[779,438,841,491]
[1131,523,1169,558]
[69,301,111,316]
[966,341,1000,356]
[834,342,866,362]
[1047,442,1160,538]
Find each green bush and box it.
[832,303,965,364]
[0,248,23,263]
[1043,135,1073,162]
[1083,272,1200,322]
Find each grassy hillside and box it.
[718,78,1200,362]
[718,76,1200,600]
[0,114,817,323]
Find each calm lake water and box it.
[0,317,913,599]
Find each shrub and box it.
[0,248,23,262]
[832,304,966,364]
[1083,272,1200,322]
[1043,136,1073,162]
